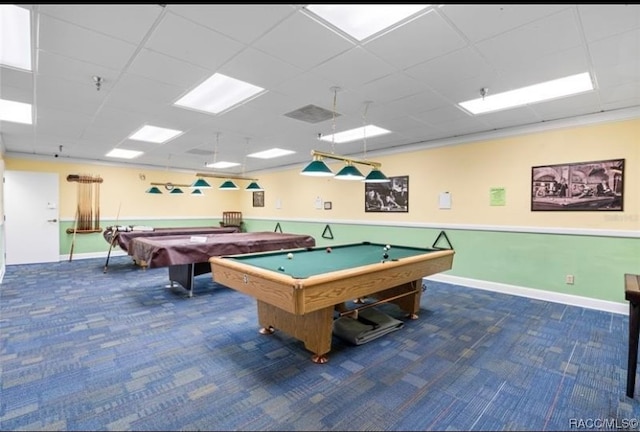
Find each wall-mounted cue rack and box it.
[66,174,103,234]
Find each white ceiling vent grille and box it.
[187,148,213,156]
[284,104,341,124]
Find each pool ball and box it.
[383,246,388,251]
[287,253,293,259]
[386,244,391,249]
[383,253,389,259]
[326,247,332,253]
[278,266,285,271]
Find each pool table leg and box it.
[256,301,333,364]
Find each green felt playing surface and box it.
[224,242,443,278]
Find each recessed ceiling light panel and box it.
[320,124,391,144]
[305,4,430,41]
[106,149,143,159]
[0,98,32,124]
[128,125,183,143]
[459,72,595,115]
[174,73,265,115]
[205,161,241,169]
[0,5,31,71]
[248,148,296,159]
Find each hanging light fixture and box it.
[191,188,204,196]
[246,181,263,191]
[360,101,390,183]
[148,181,191,194]
[301,154,334,176]
[242,138,264,191]
[301,87,341,177]
[334,161,365,180]
[301,89,390,181]
[190,178,211,188]
[195,172,261,190]
[219,180,239,190]
[364,167,390,183]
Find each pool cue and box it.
[95,177,100,230]
[88,176,93,230]
[78,178,85,231]
[69,203,79,262]
[103,201,122,273]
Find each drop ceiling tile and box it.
[364,10,467,70]
[168,4,297,44]
[145,11,245,70]
[38,4,163,44]
[38,14,138,70]
[253,11,354,71]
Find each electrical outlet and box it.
[565,274,575,285]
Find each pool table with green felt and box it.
[209,242,455,363]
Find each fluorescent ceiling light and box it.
[0,98,32,124]
[0,5,31,71]
[305,4,429,41]
[106,149,143,159]
[174,72,265,115]
[205,161,241,169]
[128,125,183,143]
[248,148,296,159]
[319,124,391,144]
[459,72,595,115]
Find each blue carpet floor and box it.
[1,256,639,431]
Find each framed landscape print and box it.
[531,158,624,211]
[365,175,408,213]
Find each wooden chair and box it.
[220,211,244,231]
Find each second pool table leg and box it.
[256,301,334,364]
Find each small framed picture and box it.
[324,201,332,210]
[252,191,264,207]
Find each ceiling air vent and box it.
[186,148,213,156]
[284,104,341,124]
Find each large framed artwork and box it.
[365,175,408,213]
[531,158,624,211]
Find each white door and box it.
[5,171,60,264]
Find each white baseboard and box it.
[425,274,628,315]
[57,252,629,315]
[62,250,127,261]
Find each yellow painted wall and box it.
[249,118,639,231]
[2,159,244,220]
[2,117,639,232]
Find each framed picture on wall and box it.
[531,158,624,211]
[365,175,408,213]
[252,191,264,207]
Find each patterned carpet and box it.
[1,256,639,431]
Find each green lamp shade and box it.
[300,159,333,177]
[245,181,264,191]
[191,189,204,196]
[363,168,390,183]
[146,186,162,194]
[169,187,184,194]
[219,180,239,190]
[191,178,211,188]
[334,164,365,180]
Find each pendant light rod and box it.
[150,182,191,187]
[195,172,258,181]
[310,150,382,169]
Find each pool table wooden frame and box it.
[209,246,454,363]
